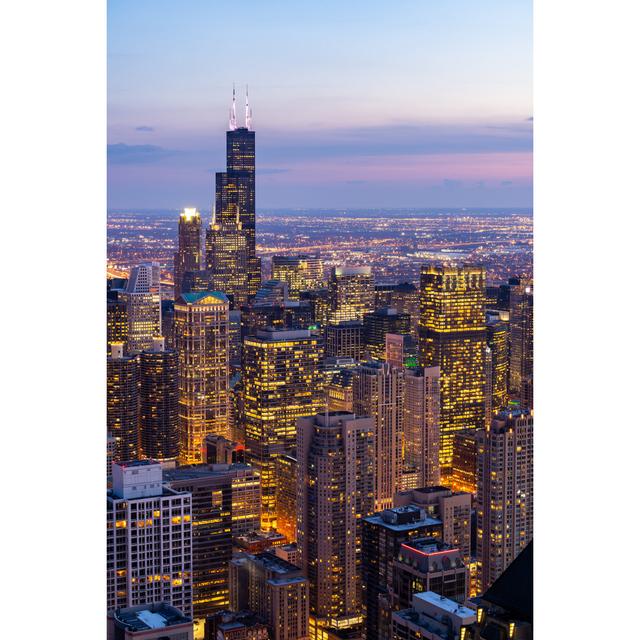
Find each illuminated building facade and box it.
[230,552,309,640]
[362,506,443,640]
[385,333,417,369]
[486,316,509,413]
[509,282,533,409]
[297,412,375,638]
[123,263,162,354]
[163,463,259,619]
[174,207,202,299]
[206,92,260,308]
[402,366,441,490]
[107,342,139,462]
[394,486,472,563]
[139,336,179,461]
[393,539,468,608]
[107,461,192,616]
[204,434,246,465]
[175,291,230,463]
[271,254,325,299]
[450,430,480,496]
[328,265,374,324]
[274,452,298,542]
[418,264,486,478]
[324,321,364,360]
[363,308,411,361]
[477,410,533,592]
[107,288,128,354]
[299,288,331,328]
[205,611,269,640]
[326,368,354,413]
[242,328,324,529]
[353,361,404,511]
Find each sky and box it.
[108,0,532,211]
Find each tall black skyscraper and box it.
[206,87,261,307]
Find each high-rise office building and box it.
[139,336,179,461]
[363,308,411,361]
[477,410,533,592]
[107,288,128,354]
[324,321,364,360]
[230,552,310,640]
[402,366,441,490]
[123,263,162,354]
[271,255,324,299]
[161,299,176,350]
[353,362,403,511]
[297,412,375,638]
[393,539,468,608]
[107,461,192,616]
[374,282,420,336]
[175,291,230,463]
[486,316,509,414]
[163,463,259,619]
[391,592,475,640]
[299,288,331,328]
[243,328,324,529]
[326,368,354,413]
[450,430,480,497]
[509,282,533,409]
[362,506,443,640]
[174,207,202,299]
[205,89,261,307]
[107,342,140,462]
[274,452,298,542]
[418,265,486,478]
[394,486,472,563]
[328,265,374,324]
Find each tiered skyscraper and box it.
[418,265,486,479]
[123,262,162,354]
[206,87,261,308]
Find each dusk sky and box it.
[108,0,532,211]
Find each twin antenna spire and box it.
[229,84,252,131]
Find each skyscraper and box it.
[230,552,310,640]
[174,207,202,299]
[139,336,179,461]
[418,264,486,479]
[353,361,404,511]
[163,463,258,620]
[509,281,533,409]
[107,286,128,354]
[363,308,411,361]
[324,321,364,360]
[477,410,533,592]
[362,506,443,640]
[175,291,230,463]
[123,262,162,354]
[107,461,192,616]
[271,254,325,299]
[486,316,509,413]
[328,265,374,324]
[206,88,260,307]
[297,412,375,638]
[107,342,139,462]
[242,328,324,529]
[402,366,441,489]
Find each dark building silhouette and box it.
[139,336,179,460]
[174,208,202,299]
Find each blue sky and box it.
[108,0,532,210]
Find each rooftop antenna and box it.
[229,84,237,130]
[245,85,252,130]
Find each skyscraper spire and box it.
[245,85,252,130]
[229,84,237,131]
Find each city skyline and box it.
[108,0,532,210]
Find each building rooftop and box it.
[178,291,228,305]
[365,506,442,532]
[253,328,312,341]
[112,603,191,632]
[414,591,475,618]
[163,462,254,481]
